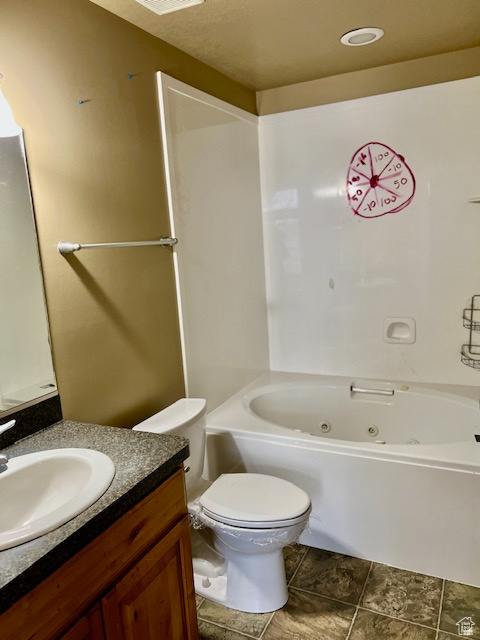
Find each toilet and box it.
[133,398,311,613]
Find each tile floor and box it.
[196,545,480,639]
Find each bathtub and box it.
[205,372,480,587]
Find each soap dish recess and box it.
[383,318,416,344]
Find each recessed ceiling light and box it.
[340,27,384,47]
[134,0,204,16]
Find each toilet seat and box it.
[198,473,311,529]
[200,506,311,529]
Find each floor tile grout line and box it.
[357,560,374,607]
[436,579,446,634]
[344,607,360,640]
[355,605,439,631]
[345,561,374,640]
[289,584,359,608]
[287,545,310,587]
[258,611,276,639]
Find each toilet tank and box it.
[133,398,207,490]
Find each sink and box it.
[0,448,115,551]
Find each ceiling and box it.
[89,0,480,91]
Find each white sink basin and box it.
[0,448,115,551]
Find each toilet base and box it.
[189,499,311,613]
[194,547,288,613]
[194,572,228,605]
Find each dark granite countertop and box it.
[0,420,189,614]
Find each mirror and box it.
[0,84,57,413]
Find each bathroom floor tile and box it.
[360,563,442,626]
[439,580,480,637]
[197,595,205,609]
[195,546,480,640]
[262,587,355,640]
[284,543,308,583]
[291,548,371,604]
[348,609,436,640]
[197,598,270,638]
[198,620,254,640]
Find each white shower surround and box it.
[160,74,480,410]
[206,372,480,587]
[259,76,480,385]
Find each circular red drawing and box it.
[346,142,416,218]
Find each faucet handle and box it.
[0,419,15,435]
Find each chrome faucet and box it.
[0,419,15,436]
[0,419,15,468]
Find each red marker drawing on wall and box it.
[346,142,416,218]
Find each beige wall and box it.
[0,0,256,426]
[257,47,480,115]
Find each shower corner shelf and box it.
[462,310,480,331]
[461,345,480,369]
[461,295,480,369]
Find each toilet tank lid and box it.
[199,473,311,523]
[133,398,206,433]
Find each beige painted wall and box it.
[0,0,256,426]
[257,47,480,115]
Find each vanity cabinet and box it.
[1,468,198,640]
[101,517,194,639]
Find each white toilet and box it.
[133,398,311,613]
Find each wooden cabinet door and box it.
[60,605,104,640]
[101,516,198,640]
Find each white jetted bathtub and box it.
[205,372,480,587]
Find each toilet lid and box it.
[199,473,311,525]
